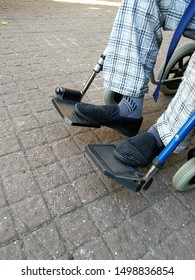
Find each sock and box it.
[118,96,144,119]
[148,124,163,148]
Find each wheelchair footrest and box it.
[52,97,100,127]
[86,144,144,192]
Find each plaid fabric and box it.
[103,0,195,97]
[157,51,195,152]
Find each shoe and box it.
[75,103,143,137]
[114,132,163,167]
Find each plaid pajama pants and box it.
[157,51,195,151]
[103,0,195,150]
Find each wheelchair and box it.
[52,42,195,193]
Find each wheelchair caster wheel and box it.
[104,88,122,105]
[172,157,195,192]
[157,43,195,95]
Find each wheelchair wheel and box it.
[172,157,195,192]
[104,88,122,105]
[157,43,195,95]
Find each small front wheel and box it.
[172,157,195,192]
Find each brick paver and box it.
[0,0,194,260]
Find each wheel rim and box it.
[157,43,195,94]
[163,53,192,91]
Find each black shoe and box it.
[75,103,143,137]
[114,132,163,167]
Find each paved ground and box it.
[0,0,194,260]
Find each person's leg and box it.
[103,0,163,99]
[156,53,195,152]
[114,52,195,167]
[75,0,163,136]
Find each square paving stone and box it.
[44,184,82,217]
[19,128,47,149]
[73,172,107,204]
[8,102,32,118]
[0,135,21,156]
[11,195,51,234]
[114,188,149,217]
[28,99,53,113]
[25,144,56,169]
[131,207,172,248]
[13,115,40,133]
[87,196,125,232]
[154,195,192,230]
[0,152,29,178]
[43,123,69,142]
[18,78,38,92]
[52,138,81,160]
[61,154,94,181]
[23,223,65,260]
[3,91,26,105]
[57,209,99,248]
[103,221,147,259]
[35,110,60,126]
[2,171,40,204]
[33,161,69,191]
[0,82,20,95]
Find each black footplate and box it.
[52,97,100,127]
[86,144,144,192]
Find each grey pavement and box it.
[0,0,194,260]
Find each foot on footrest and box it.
[86,144,144,192]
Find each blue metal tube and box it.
[157,111,195,164]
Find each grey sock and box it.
[118,96,143,119]
[148,124,163,148]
